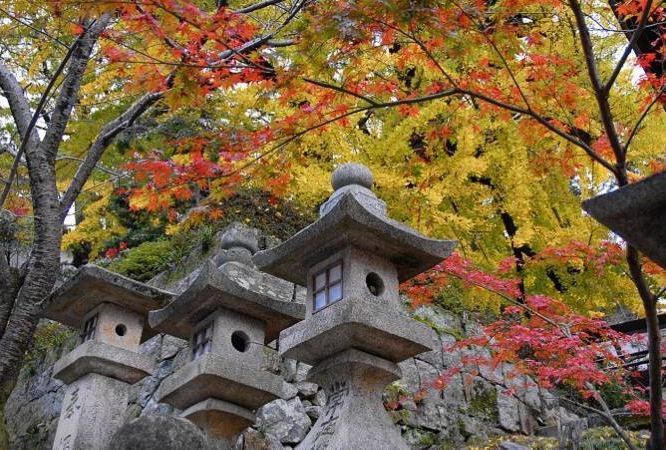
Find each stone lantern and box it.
[44,265,172,450]
[150,223,305,447]
[253,163,457,449]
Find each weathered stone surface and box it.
[6,304,583,450]
[52,340,154,385]
[497,386,521,432]
[181,398,254,444]
[298,349,406,450]
[256,398,311,444]
[107,413,208,450]
[254,187,456,286]
[149,260,304,343]
[44,264,172,333]
[295,381,318,398]
[330,163,374,191]
[156,352,286,411]
[305,405,321,420]
[280,299,435,365]
[53,373,130,450]
[235,428,283,450]
[5,341,67,450]
[582,171,666,269]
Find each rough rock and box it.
[235,428,283,450]
[255,398,311,444]
[295,381,318,398]
[107,414,208,450]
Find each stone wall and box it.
[4,303,576,450]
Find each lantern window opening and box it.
[80,314,98,343]
[192,321,214,360]
[313,260,343,312]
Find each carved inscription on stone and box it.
[63,386,80,419]
[54,385,82,450]
[56,434,72,450]
[313,381,349,449]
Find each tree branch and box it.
[40,16,110,160]
[303,77,618,173]
[605,0,654,93]
[624,85,665,152]
[568,0,625,177]
[0,35,81,208]
[0,63,40,148]
[237,0,287,14]
[56,156,121,177]
[58,91,164,221]
[215,0,305,62]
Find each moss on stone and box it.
[467,384,498,421]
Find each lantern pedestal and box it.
[297,349,408,450]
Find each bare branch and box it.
[215,0,305,62]
[56,155,121,177]
[236,0,287,14]
[624,85,665,153]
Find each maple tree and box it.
[2,0,666,447]
[403,253,657,450]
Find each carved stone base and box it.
[296,349,409,450]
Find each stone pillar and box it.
[298,349,407,450]
[43,265,172,450]
[53,373,128,450]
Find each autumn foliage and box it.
[2,0,666,446]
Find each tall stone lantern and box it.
[44,265,172,450]
[150,223,305,447]
[253,163,457,449]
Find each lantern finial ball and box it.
[331,163,374,191]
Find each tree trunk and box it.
[0,377,17,449]
[627,246,665,450]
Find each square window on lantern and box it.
[80,314,98,343]
[312,261,344,312]
[192,322,213,360]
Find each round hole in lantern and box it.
[231,331,250,352]
[366,272,384,297]
[115,324,127,337]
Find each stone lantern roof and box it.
[148,223,305,342]
[582,171,666,269]
[44,264,172,334]
[148,259,304,343]
[253,163,457,285]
